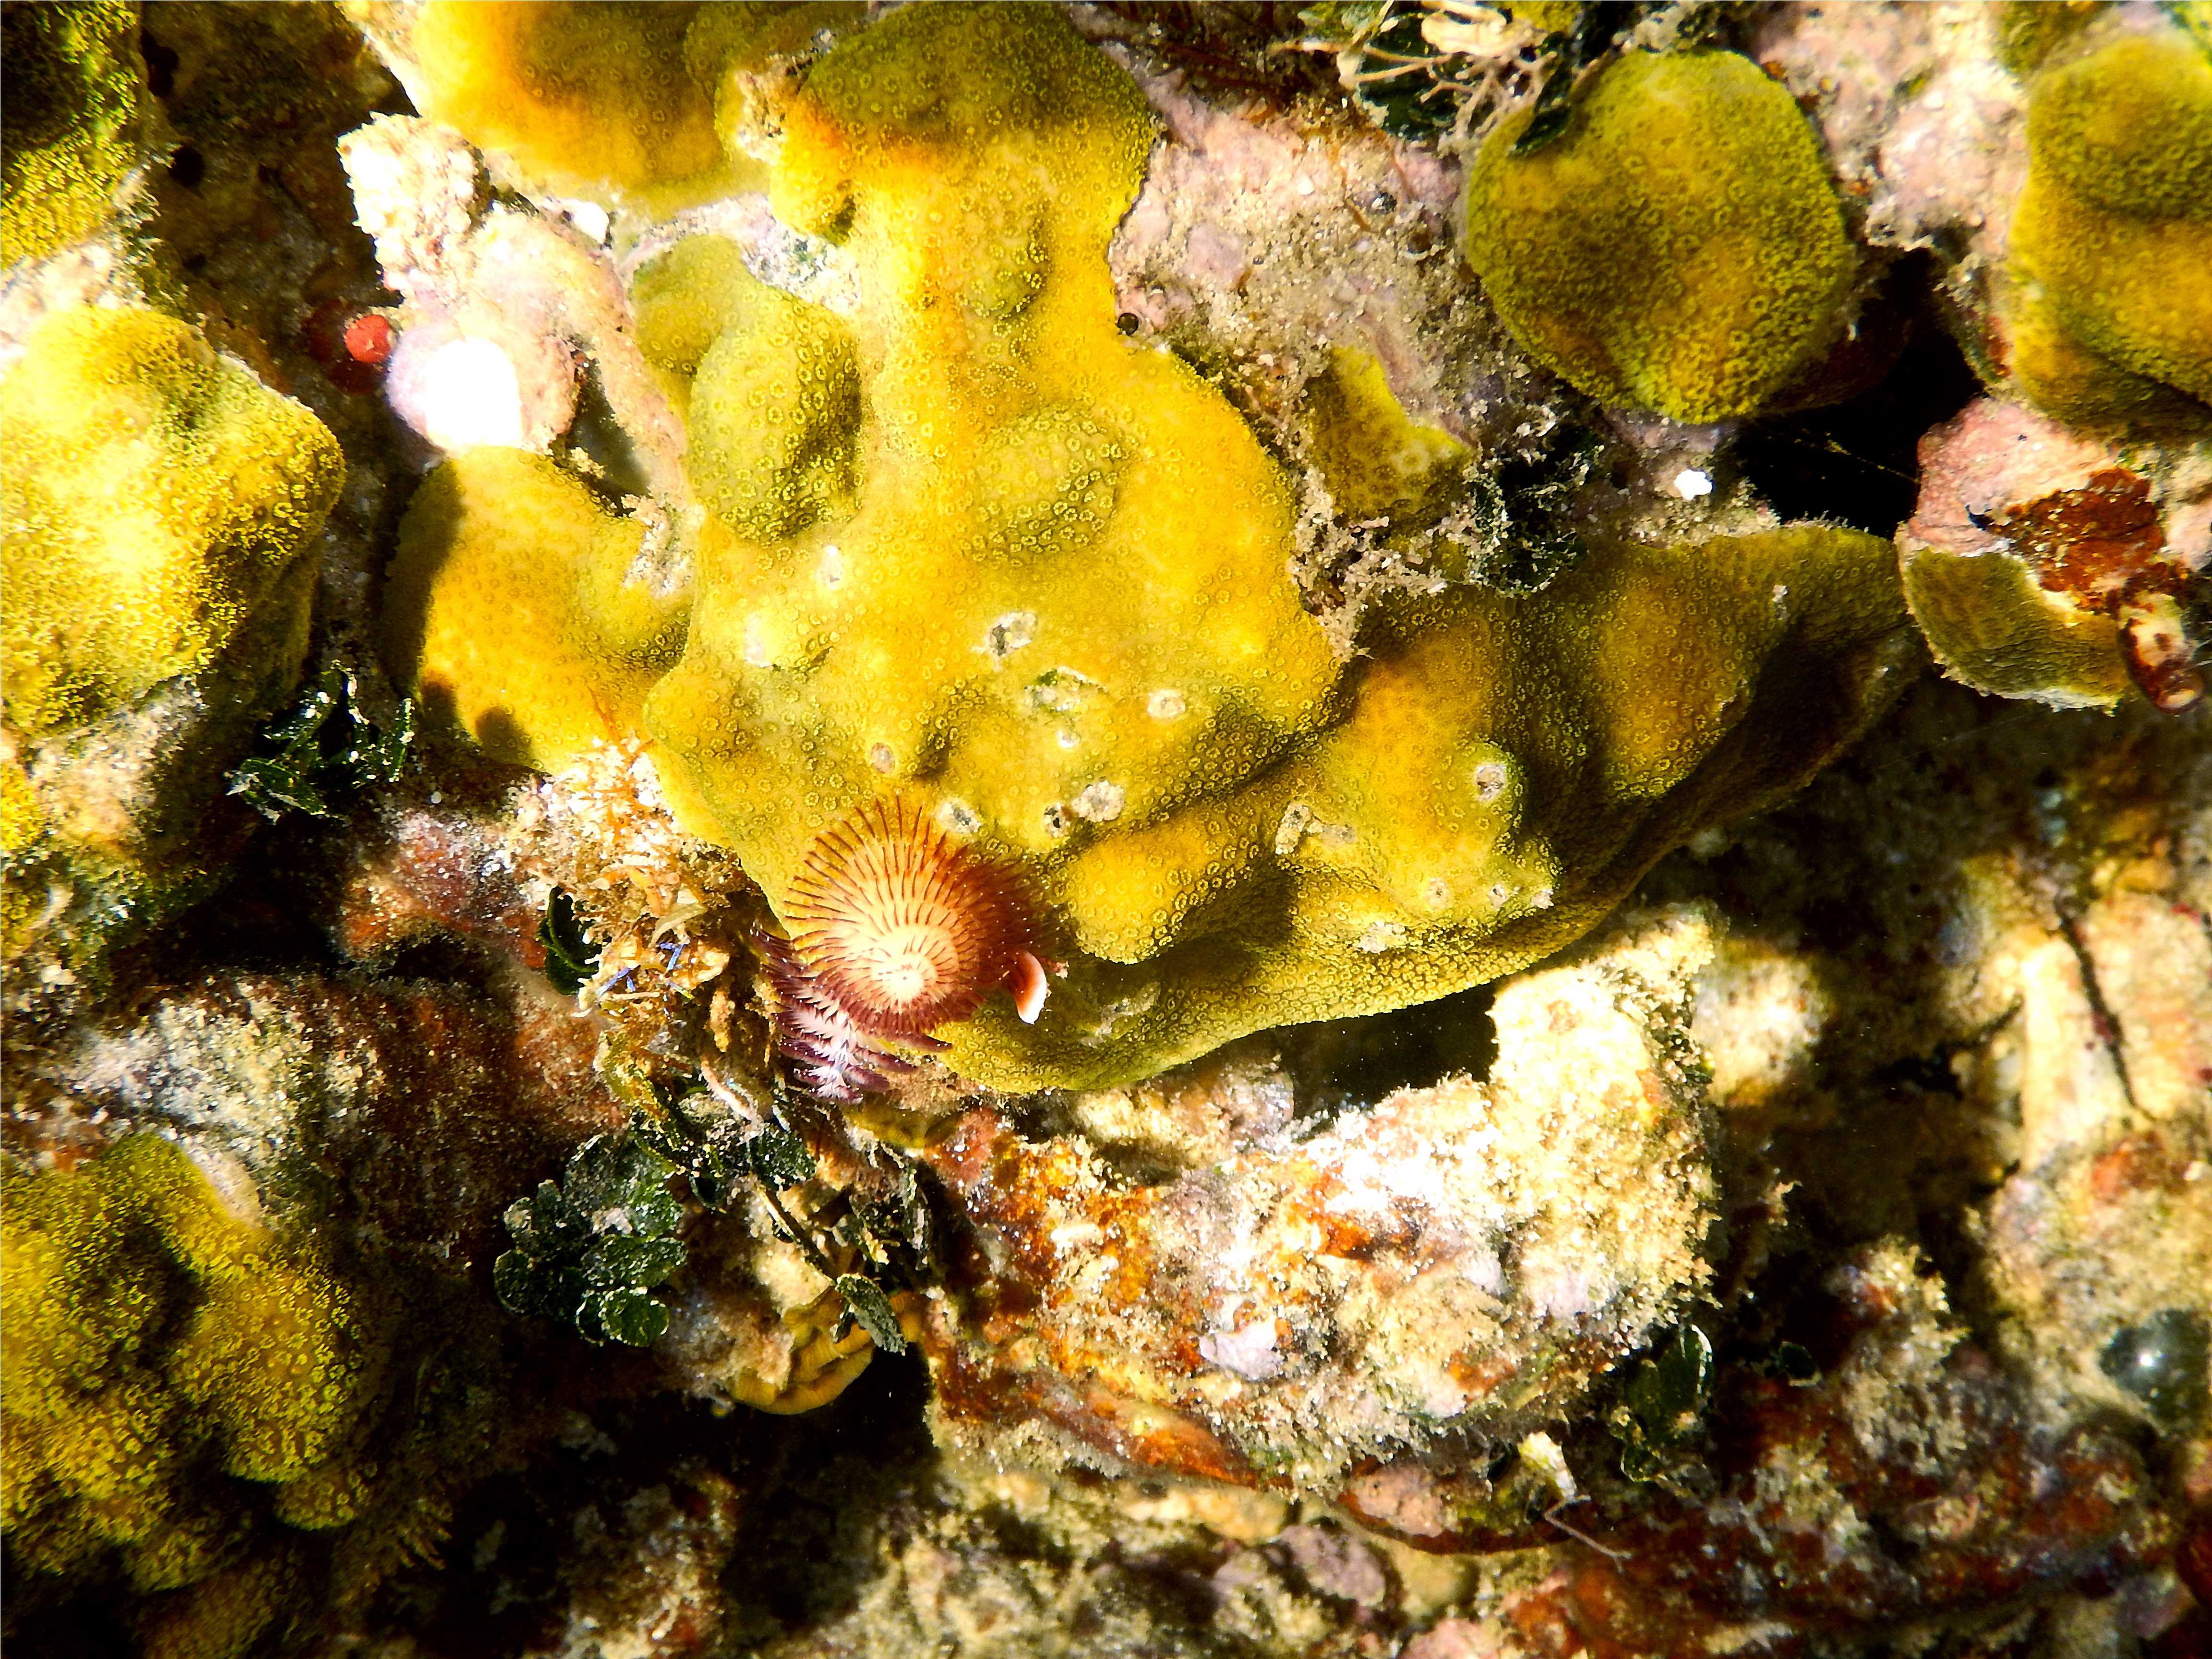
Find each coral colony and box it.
[3,4,2208,1655]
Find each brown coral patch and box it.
[786,799,1040,1038]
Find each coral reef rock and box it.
[922,907,1720,1491]
[4,5,2210,1658]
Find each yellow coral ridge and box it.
[385,4,1910,1090]
[1461,49,1857,421]
[0,307,343,738]
[1,1137,369,1600]
[1901,546,2134,709]
[2007,32,2212,426]
[1303,347,1474,525]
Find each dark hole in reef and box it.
[0,1558,138,1659]
[565,361,658,503]
[1736,255,1982,538]
[123,845,353,995]
[373,928,515,991]
[139,25,179,98]
[167,144,204,189]
[1274,981,1498,1127]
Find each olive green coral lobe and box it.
[2006,32,2212,425]
[1462,49,1857,422]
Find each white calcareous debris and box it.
[923,907,1725,1490]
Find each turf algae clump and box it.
[382,3,1913,1092]
[1460,48,1859,422]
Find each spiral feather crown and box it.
[786,800,1038,1037]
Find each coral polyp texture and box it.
[0,1137,367,1625]
[9,3,2212,1655]
[1,307,342,740]
[1459,47,1857,421]
[373,0,730,205]
[383,1,1912,1090]
[0,0,143,266]
[1,305,344,980]
[2004,30,2212,429]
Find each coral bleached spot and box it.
[1072,781,1125,822]
[1355,921,1406,954]
[983,612,1037,661]
[402,336,525,451]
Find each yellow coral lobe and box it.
[2006,31,2212,426]
[0,0,143,265]
[383,447,682,770]
[1303,348,1474,524]
[1902,547,2135,709]
[400,0,731,204]
[0,1138,370,1597]
[385,4,1912,1091]
[636,0,1344,884]
[0,308,342,738]
[1461,49,1857,421]
[789,798,1039,1038]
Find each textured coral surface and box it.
[380,2,1915,1091]
[3,5,2209,1658]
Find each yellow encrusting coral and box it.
[1460,48,1858,422]
[0,307,343,738]
[1301,347,1474,527]
[1900,545,2134,708]
[385,4,1912,1091]
[0,1137,371,1606]
[646,250,863,542]
[383,447,678,771]
[0,0,144,266]
[391,0,733,205]
[2005,32,2212,427]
